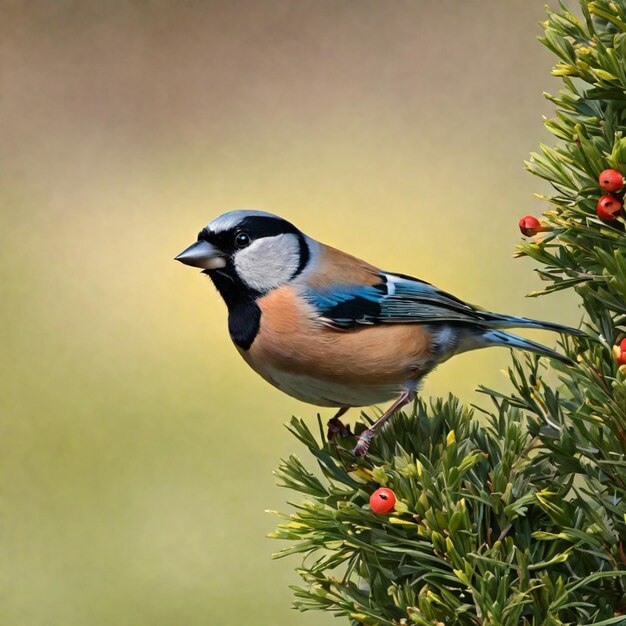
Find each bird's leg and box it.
[353,389,415,457]
[327,407,352,441]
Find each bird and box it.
[175,209,583,457]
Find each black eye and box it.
[235,232,250,248]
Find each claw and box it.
[353,429,373,457]
[349,389,416,457]
[327,417,352,441]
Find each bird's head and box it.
[175,210,311,303]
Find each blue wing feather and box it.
[303,272,483,328]
[305,284,383,309]
[303,271,584,336]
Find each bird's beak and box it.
[174,240,227,270]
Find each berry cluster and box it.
[519,168,625,237]
[597,168,624,220]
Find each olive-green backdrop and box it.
[1,1,577,624]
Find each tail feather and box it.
[481,329,574,365]
[484,313,585,337]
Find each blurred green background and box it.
[1,1,578,624]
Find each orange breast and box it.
[240,286,433,389]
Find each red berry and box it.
[597,194,623,220]
[614,339,626,366]
[519,215,543,236]
[599,168,624,192]
[370,487,396,514]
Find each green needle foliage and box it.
[270,2,626,623]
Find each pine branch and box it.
[271,402,625,624]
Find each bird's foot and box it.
[327,416,353,441]
[352,429,374,457]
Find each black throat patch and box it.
[206,263,261,350]
[228,300,261,351]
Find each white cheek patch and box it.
[234,234,301,292]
